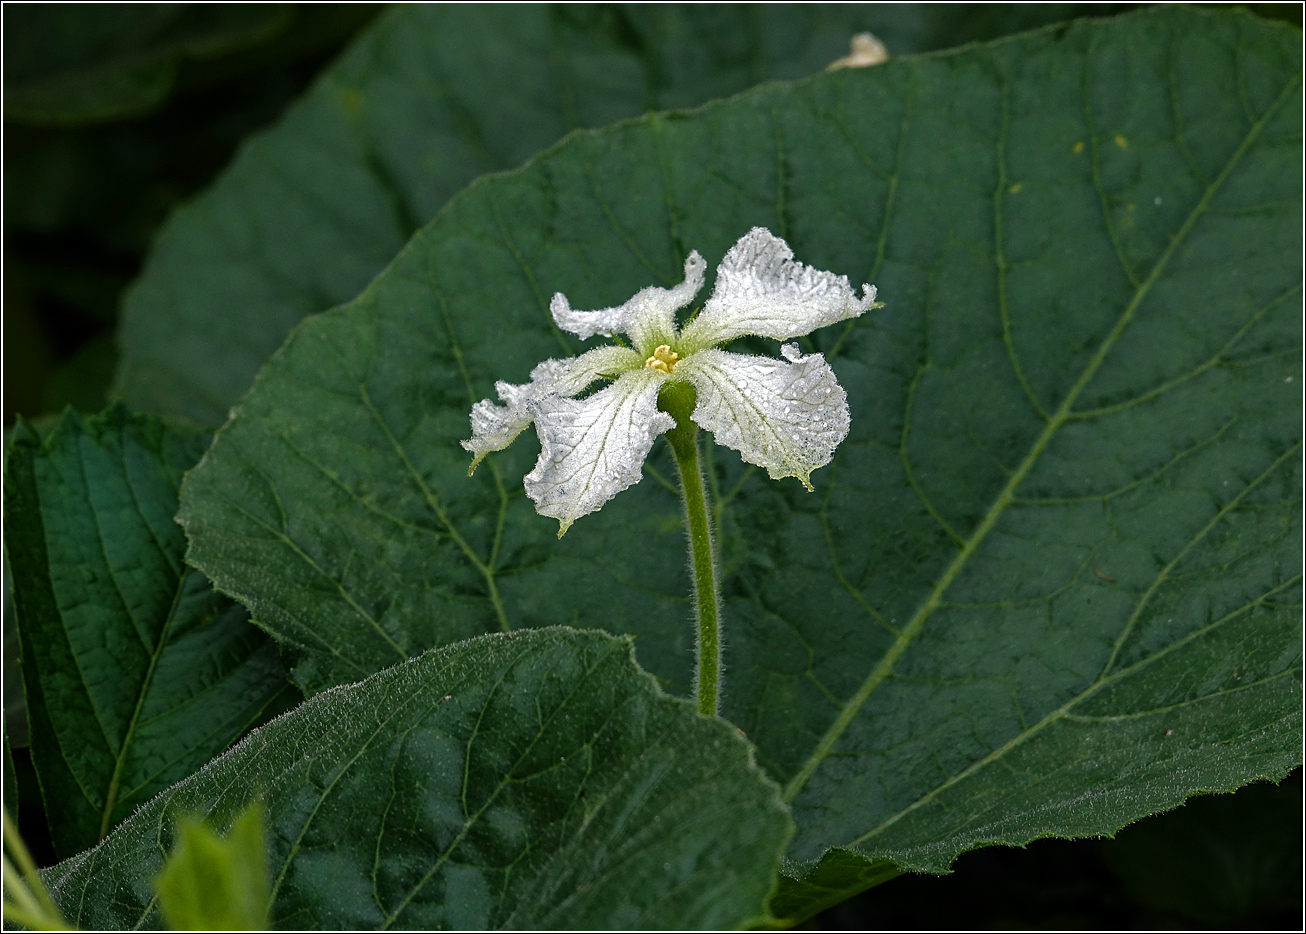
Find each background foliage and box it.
[3,3,1301,930]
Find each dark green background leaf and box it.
[176,6,1303,916]
[4,549,26,747]
[43,628,792,930]
[4,717,17,819]
[3,406,292,856]
[2,3,294,126]
[2,4,384,430]
[113,2,1131,426]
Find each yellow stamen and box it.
[644,344,679,374]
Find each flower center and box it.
[644,344,679,374]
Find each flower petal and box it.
[525,370,674,535]
[550,252,706,350]
[462,345,641,472]
[676,344,849,490]
[679,228,876,350]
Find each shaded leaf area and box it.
[43,628,792,930]
[3,406,291,856]
[916,2,1138,51]
[2,5,383,428]
[817,771,1302,930]
[3,3,294,126]
[4,720,17,819]
[114,2,1128,425]
[770,848,901,925]
[177,4,1302,921]
[4,551,26,747]
[1097,774,1302,925]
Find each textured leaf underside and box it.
[166,4,1301,921]
[43,628,792,930]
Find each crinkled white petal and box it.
[550,252,706,350]
[679,228,876,350]
[462,345,641,472]
[525,370,674,535]
[677,344,849,490]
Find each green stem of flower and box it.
[659,382,722,717]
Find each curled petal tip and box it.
[848,284,878,315]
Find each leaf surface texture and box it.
[44,629,791,930]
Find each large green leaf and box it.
[113,2,1125,426]
[2,406,293,856]
[177,4,1302,921]
[42,628,791,930]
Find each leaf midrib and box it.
[781,68,1299,806]
[97,564,188,841]
[40,425,199,841]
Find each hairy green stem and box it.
[659,382,723,716]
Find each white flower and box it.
[463,227,879,534]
